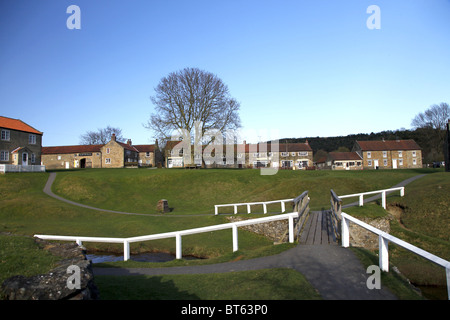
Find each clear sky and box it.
[1,0,449,146]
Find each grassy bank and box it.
[1,168,446,300]
[51,168,426,213]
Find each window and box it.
[237,153,244,158]
[0,150,9,161]
[281,152,288,157]
[398,151,402,158]
[57,155,61,160]
[146,152,151,157]
[106,148,110,154]
[412,151,416,157]
[383,151,387,158]
[291,152,296,156]
[399,159,403,166]
[413,159,417,165]
[383,159,388,166]
[367,152,371,159]
[31,154,36,164]
[1,130,10,141]
[105,158,111,164]
[298,152,308,156]
[29,134,36,144]
[368,160,372,166]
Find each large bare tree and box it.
[411,102,449,161]
[79,126,125,145]
[145,67,241,145]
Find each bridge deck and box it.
[299,211,338,245]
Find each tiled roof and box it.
[165,141,312,153]
[328,152,362,161]
[0,116,43,134]
[134,145,155,152]
[356,140,421,151]
[42,145,103,154]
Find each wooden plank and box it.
[321,210,330,244]
[298,213,313,244]
[306,212,317,245]
[313,211,322,245]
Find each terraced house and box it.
[165,140,313,169]
[42,134,161,170]
[0,116,43,167]
[352,139,422,169]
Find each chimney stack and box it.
[127,139,132,145]
[111,133,116,141]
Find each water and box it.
[87,251,199,263]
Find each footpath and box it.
[91,174,426,300]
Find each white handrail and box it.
[338,187,404,209]
[214,198,294,215]
[35,211,299,261]
[341,212,450,300]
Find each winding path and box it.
[44,171,426,299]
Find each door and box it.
[22,152,28,166]
[392,159,397,169]
[373,159,379,169]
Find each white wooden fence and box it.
[0,164,46,174]
[34,211,299,262]
[341,212,450,299]
[214,198,294,215]
[338,186,404,209]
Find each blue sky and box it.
[1,0,449,146]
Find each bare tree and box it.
[80,126,125,145]
[411,102,450,161]
[145,67,241,145]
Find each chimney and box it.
[127,139,132,146]
[111,133,116,141]
[243,140,246,145]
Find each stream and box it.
[87,251,199,263]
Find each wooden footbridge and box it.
[298,210,338,245]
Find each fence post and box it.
[176,233,182,259]
[76,239,82,246]
[281,201,285,213]
[232,224,238,252]
[124,240,130,261]
[446,268,450,300]
[379,235,389,271]
[263,203,267,214]
[359,194,364,206]
[341,216,350,247]
[234,205,237,214]
[289,215,294,243]
[400,187,405,197]
[247,204,251,214]
[382,191,386,209]
[215,206,218,215]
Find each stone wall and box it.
[347,216,392,250]
[1,239,99,300]
[226,216,289,242]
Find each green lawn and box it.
[94,268,322,300]
[51,167,426,213]
[0,167,447,300]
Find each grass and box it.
[94,268,322,300]
[0,234,60,286]
[0,168,447,300]
[51,167,426,213]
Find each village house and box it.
[326,152,363,170]
[352,139,422,169]
[0,116,43,167]
[42,134,161,170]
[164,140,313,169]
